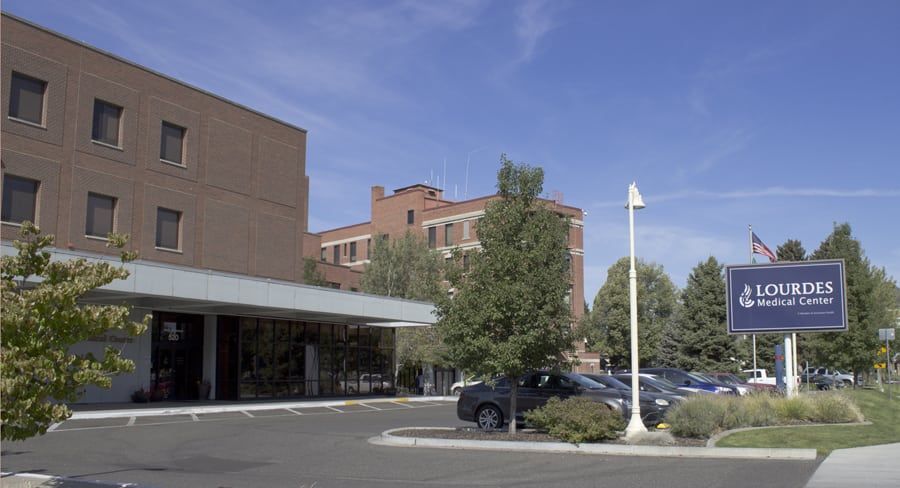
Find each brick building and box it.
[1,14,431,403]
[317,184,600,371]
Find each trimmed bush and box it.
[525,397,625,444]
[666,392,864,438]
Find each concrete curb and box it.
[70,396,457,420]
[706,421,873,448]
[370,427,818,460]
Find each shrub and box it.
[666,391,864,438]
[774,396,812,424]
[809,393,863,423]
[525,397,625,444]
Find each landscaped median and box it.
[370,427,817,460]
[714,389,899,455]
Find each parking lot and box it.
[3,401,820,488]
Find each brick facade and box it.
[1,14,360,289]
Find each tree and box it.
[436,155,573,434]
[776,239,807,262]
[807,223,897,384]
[580,257,678,369]
[302,257,327,287]
[676,257,738,372]
[361,231,448,367]
[1,223,149,441]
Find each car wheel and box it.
[452,387,462,396]
[476,405,503,431]
[842,380,852,387]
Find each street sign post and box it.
[878,328,894,401]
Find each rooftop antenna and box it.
[442,157,447,192]
[464,147,486,199]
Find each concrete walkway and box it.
[805,443,900,487]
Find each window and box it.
[350,242,357,262]
[159,121,186,165]
[85,192,116,238]
[92,99,123,147]
[463,253,470,271]
[320,248,327,262]
[9,72,46,125]
[367,238,371,259]
[463,220,470,240]
[427,226,436,249]
[444,223,453,246]
[1,175,39,224]
[407,209,414,224]
[333,245,340,264]
[155,207,181,250]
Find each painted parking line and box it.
[49,401,455,433]
[47,422,62,432]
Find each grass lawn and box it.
[716,389,900,455]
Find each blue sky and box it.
[7,1,899,302]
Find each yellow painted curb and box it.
[344,400,358,406]
[394,398,410,403]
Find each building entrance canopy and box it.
[2,244,436,327]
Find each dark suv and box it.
[639,368,739,395]
[457,371,627,430]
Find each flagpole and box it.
[749,225,757,377]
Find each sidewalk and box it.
[67,395,457,419]
[805,443,900,487]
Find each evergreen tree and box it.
[437,156,572,434]
[808,223,897,384]
[676,257,738,372]
[581,257,677,369]
[776,239,807,262]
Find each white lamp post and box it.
[625,182,647,438]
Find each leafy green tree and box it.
[1,223,149,441]
[581,257,677,369]
[302,257,327,287]
[436,155,573,434]
[676,257,738,372]
[807,223,897,384]
[361,231,448,366]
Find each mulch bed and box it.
[390,427,707,447]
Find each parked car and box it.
[457,371,628,430]
[451,376,483,395]
[612,373,701,398]
[639,368,740,394]
[705,372,771,394]
[742,368,778,387]
[582,373,677,426]
[806,368,855,388]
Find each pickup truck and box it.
[742,369,778,386]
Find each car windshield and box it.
[644,375,679,389]
[685,372,712,384]
[593,375,630,389]
[694,373,717,383]
[565,373,606,389]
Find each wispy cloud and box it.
[591,187,900,208]
[514,0,561,64]
[696,129,752,172]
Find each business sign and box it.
[726,260,847,334]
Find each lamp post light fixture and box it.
[625,182,647,438]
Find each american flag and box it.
[752,232,777,263]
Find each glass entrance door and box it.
[151,312,204,400]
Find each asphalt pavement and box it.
[0,401,822,488]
